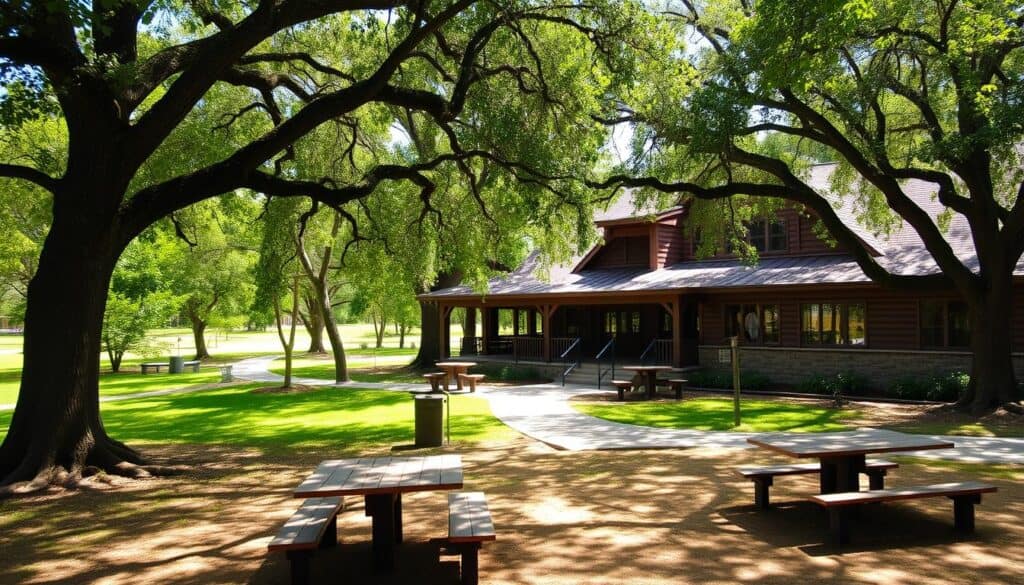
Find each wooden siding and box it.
[700,287,1024,352]
[655,221,687,267]
[584,236,650,269]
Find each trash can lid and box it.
[414,394,445,401]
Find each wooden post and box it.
[465,307,476,339]
[527,309,537,336]
[731,335,741,426]
[513,308,520,336]
[662,299,683,368]
[541,304,558,362]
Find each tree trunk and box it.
[411,272,462,368]
[0,204,154,494]
[375,315,386,348]
[191,317,209,360]
[957,276,1020,414]
[399,324,407,349]
[304,295,326,353]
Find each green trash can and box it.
[168,356,185,374]
[414,395,445,447]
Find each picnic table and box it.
[748,430,953,493]
[293,455,463,570]
[435,361,477,391]
[621,365,673,399]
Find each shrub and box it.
[688,369,770,391]
[889,371,969,402]
[797,371,870,395]
[472,363,545,382]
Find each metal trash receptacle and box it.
[220,365,233,382]
[414,394,445,447]
[168,356,185,374]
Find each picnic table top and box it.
[621,365,674,372]
[294,455,463,498]
[748,430,954,458]
[435,361,477,368]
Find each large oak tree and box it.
[597,0,1024,413]
[0,0,634,493]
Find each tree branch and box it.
[0,163,59,192]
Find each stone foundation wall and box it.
[698,345,1024,390]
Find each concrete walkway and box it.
[479,382,1024,465]
[231,355,424,392]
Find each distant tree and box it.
[254,197,304,388]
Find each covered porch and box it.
[430,293,701,368]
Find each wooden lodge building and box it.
[421,164,1024,388]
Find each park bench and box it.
[457,373,485,393]
[183,359,201,372]
[810,481,997,546]
[268,496,344,585]
[611,380,633,401]
[423,372,446,392]
[140,362,165,374]
[737,460,899,509]
[440,491,496,585]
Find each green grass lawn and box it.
[0,384,517,450]
[575,398,855,433]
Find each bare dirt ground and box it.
[1,436,1022,585]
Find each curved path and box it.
[233,358,1024,465]
[232,355,424,391]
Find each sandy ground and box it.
[0,438,1022,585]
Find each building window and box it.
[920,300,970,348]
[604,312,617,335]
[801,302,867,346]
[725,304,780,345]
[629,311,641,334]
[749,219,787,252]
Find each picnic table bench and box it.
[423,372,446,392]
[811,481,998,546]
[456,373,485,393]
[183,359,201,372]
[441,491,496,585]
[611,380,633,401]
[737,459,899,509]
[268,496,344,585]
[140,362,166,374]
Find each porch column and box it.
[513,308,521,336]
[481,307,497,355]
[465,307,477,338]
[540,304,558,362]
[662,298,683,368]
[527,309,537,336]
[439,304,453,359]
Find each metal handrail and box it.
[596,337,615,389]
[639,338,659,364]
[560,337,582,387]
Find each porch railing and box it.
[550,337,578,360]
[512,336,544,363]
[639,338,673,365]
[487,336,514,355]
[595,337,615,389]
[560,337,582,387]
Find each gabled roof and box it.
[423,164,1024,300]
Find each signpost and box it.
[730,336,741,426]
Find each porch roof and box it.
[423,254,874,300]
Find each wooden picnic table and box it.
[435,361,477,391]
[293,455,463,570]
[748,430,953,494]
[621,365,673,399]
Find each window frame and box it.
[800,301,868,348]
[919,300,971,349]
[723,303,782,346]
